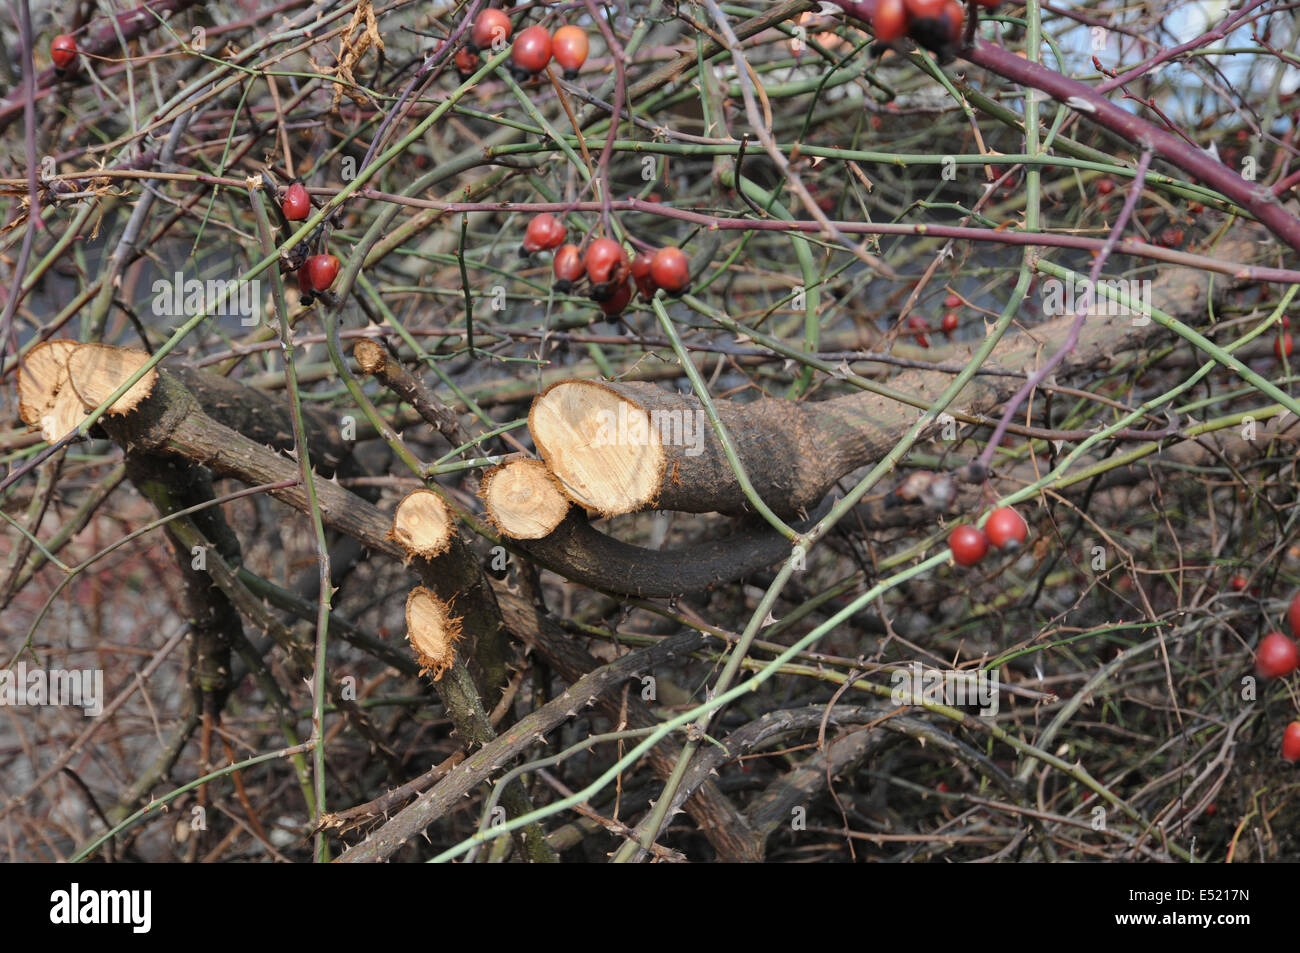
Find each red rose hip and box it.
[454,47,480,76]
[949,525,989,566]
[471,9,512,51]
[585,237,628,298]
[1255,631,1299,679]
[940,0,964,42]
[649,246,690,293]
[1284,722,1300,763]
[552,244,584,291]
[297,266,315,304]
[904,0,945,17]
[552,25,589,79]
[599,279,634,317]
[511,25,552,76]
[872,0,908,43]
[304,254,340,293]
[281,182,310,221]
[522,213,566,254]
[630,250,657,298]
[51,34,77,70]
[907,314,929,348]
[984,506,1028,549]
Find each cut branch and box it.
[480,458,572,540]
[352,338,469,449]
[16,339,83,442]
[518,511,804,598]
[530,233,1254,519]
[405,587,464,679]
[390,489,455,559]
[66,343,160,416]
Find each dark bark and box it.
[519,509,816,598]
[337,627,712,862]
[495,584,766,862]
[124,454,242,711]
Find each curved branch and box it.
[517,509,816,598]
[959,39,1300,254]
[827,1,1300,254]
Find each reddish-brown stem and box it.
[960,37,1300,255]
[356,192,1300,284]
[825,2,1300,255]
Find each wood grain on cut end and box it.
[480,458,571,539]
[352,338,387,375]
[16,340,86,441]
[404,586,463,680]
[66,343,159,415]
[390,489,455,558]
[528,379,666,517]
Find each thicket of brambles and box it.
[1,0,1298,863]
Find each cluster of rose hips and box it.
[51,33,78,70]
[456,9,589,81]
[1254,593,1300,763]
[1095,179,1193,249]
[279,182,339,303]
[849,0,1001,63]
[907,293,964,347]
[520,214,690,317]
[948,505,1027,567]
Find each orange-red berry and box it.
[585,238,628,298]
[984,507,1028,549]
[552,243,584,291]
[282,182,310,221]
[51,34,77,70]
[304,254,340,293]
[471,9,512,51]
[904,0,945,16]
[872,0,908,43]
[297,266,315,304]
[907,314,930,348]
[630,250,657,298]
[511,25,552,76]
[455,47,480,76]
[1256,631,1299,679]
[649,246,690,293]
[552,25,589,78]
[1284,722,1300,763]
[599,279,634,317]
[940,0,964,42]
[949,525,989,566]
[522,213,566,254]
